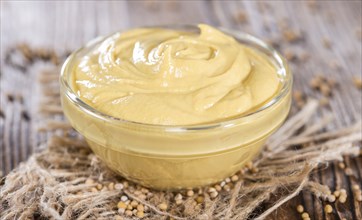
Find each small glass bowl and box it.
[60,25,292,190]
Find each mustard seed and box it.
[353,77,362,90]
[223,185,231,192]
[187,190,194,197]
[251,167,259,173]
[137,204,144,212]
[85,178,95,185]
[125,210,133,216]
[96,183,103,190]
[355,193,362,202]
[115,215,124,220]
[345,168,353,176]
[141,188,149,194]
[320,97,329,106]
[175,193,182,200]
[328,195,336,203]
[231,175,239,182]
[324,204,333,213]
[338,196,347,203]
[118,208,125,214]
[301,212,309,218]
[139,194,147,200]
[333,190,341,198]
[136,211,145,218]
[115,183,124,190]
[108,182,114,190]
[176,199,183,205]
[117,201,127,209]
[208,187,216,193]
[130,200,138,208]
[284,49,296,61]
[320,84,331,96]
[352,184,360,191]
[196,196,204,203]
[215,185,222,191]
[282,29,301,43]
[310,78,321,90]
[338,162,346,169]
[128,204,134,210]
[210,191,218,199]
[234,11,248,24]
[158,203,168,211]
[322,38,331,49]
[296,204,304,213]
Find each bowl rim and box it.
[60,24,292,131]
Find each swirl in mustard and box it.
[72,24,281,125]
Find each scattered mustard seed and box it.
[282,29,302,43]
[136,211,145,218]
[158,203,168,211]
[296,204,304,213]
[196,196,204,204]
[96,183,103,190]
[137,204,144,212]
[319,97,329,107]
[215,185,222,191]
[85,178,94,185]
[231,175,239,182]
[356,28,362,41]
[320,84,331,96]
[324,204,333,213]
[338,162,346,169]
[125,210,133,216]
[338,195,347,203]
[345,167,353,176]
[333,190,341,198]
[329,60,341,70]
[210,191,218,199]
[187,190,194,197]
[322,38,332,49]
[301,212,309,218]
[120,195,128,202]
[108,182,114,190]
[117,201,127,209]
[327,195,336,203]
[234,11,248,24]
[284,49,297,61]
[353,77,362,90]
[130,200,138,208]
[352,184,360,191]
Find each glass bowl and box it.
[60,25,292,190]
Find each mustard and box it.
[61,24,292,189]
[72,24,280,125]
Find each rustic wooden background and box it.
[1,1,361,219]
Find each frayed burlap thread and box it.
[1,67,361,219]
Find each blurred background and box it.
[1,1,362,219]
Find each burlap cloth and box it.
[1,61,361,219]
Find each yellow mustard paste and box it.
[72,24,280,125]
[61,24,291,189]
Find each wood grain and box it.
[1,1,361,219]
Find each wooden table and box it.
[1,1,361,219]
